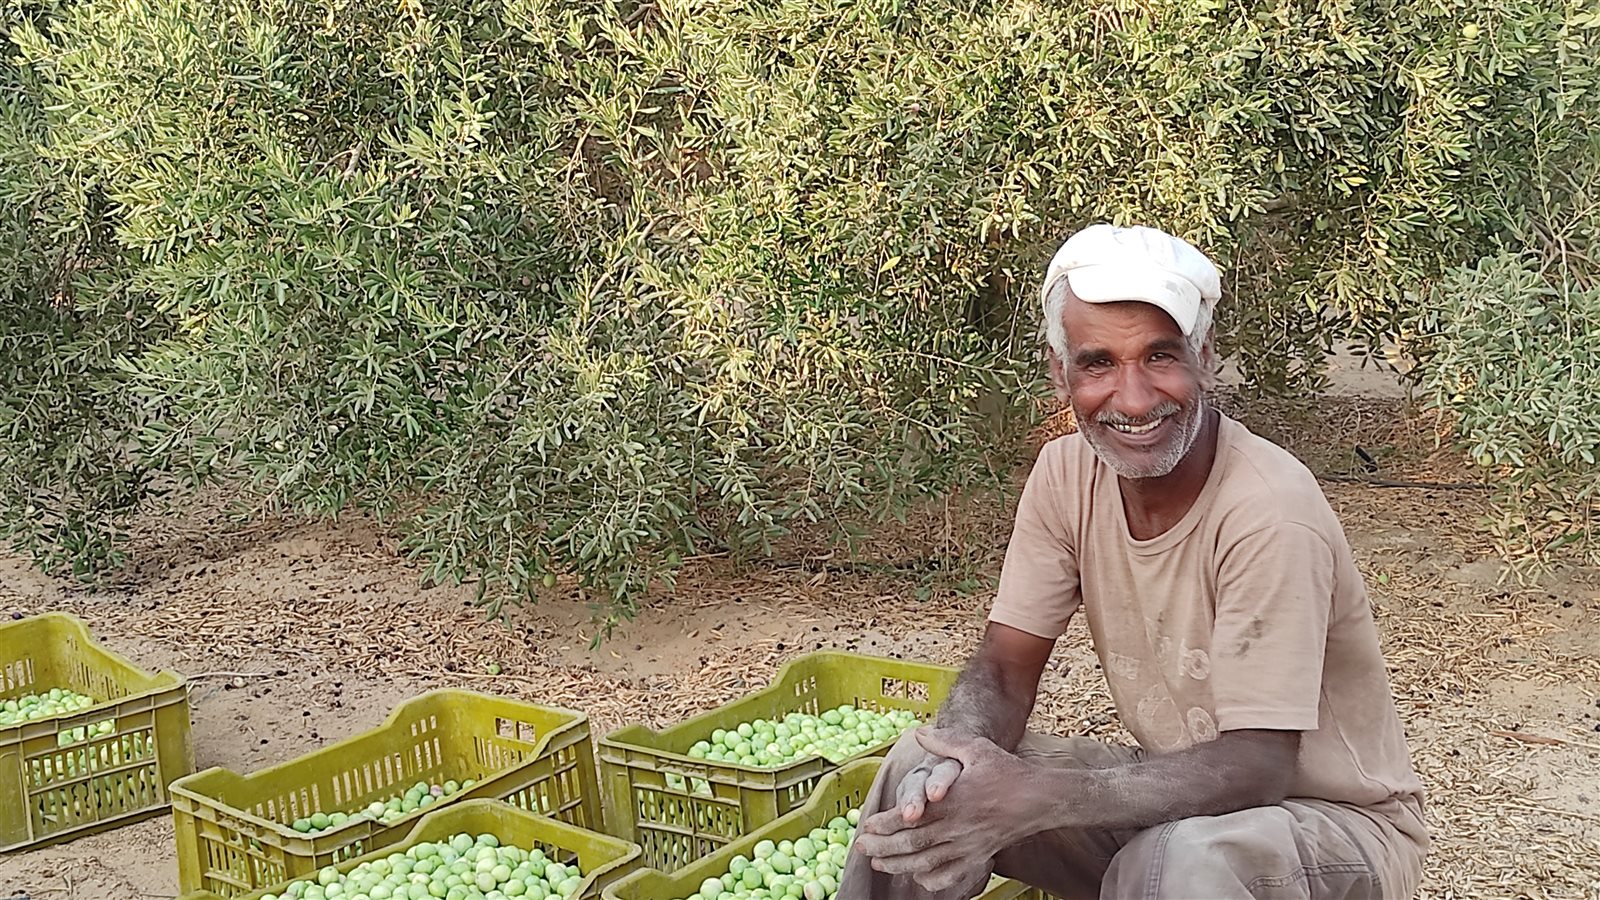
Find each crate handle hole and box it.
[495,717,539,743]
[880,677,930,703]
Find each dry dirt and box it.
[0,395,1597,900]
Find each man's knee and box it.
[884,729,928,766]
[1104,813,1289,896]
[1157,811,1298,864]
[1106,807,1385,899]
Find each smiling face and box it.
[1049,292,1215,479]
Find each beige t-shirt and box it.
[990,414,1425,827]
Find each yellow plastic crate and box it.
[601,759,1045,900]
[172,689,603,895]
[597,651,958,872]
[182,798,642,900]
[0,612,194,851]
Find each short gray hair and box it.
[1041,277,1213,363]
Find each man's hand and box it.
[852,728,1040,891]
[893,750,963,825]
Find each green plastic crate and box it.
[0,612,194,852]
[172,689,604,896]
[185,798,643,900]
[601,759,1044,900]
[597,651,958,872]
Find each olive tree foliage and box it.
[1,0,156,576]
[1423,251,1600,568]
[3,0,1596,618]
[1418,132,1600,569]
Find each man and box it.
[838,224,1428,899]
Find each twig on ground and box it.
[1499,802,1600,825]
[1491,729,1600,753]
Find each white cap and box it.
[1042,224,1222,336]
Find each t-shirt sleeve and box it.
[1209,522,1334,732]
[987,444,1082,640]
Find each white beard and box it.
[1077,394,1207,480]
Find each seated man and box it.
[839,224,1428,899]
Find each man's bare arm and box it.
[894,621,1054,822]
[1023,728,1300,832]
[935,621,1055,752]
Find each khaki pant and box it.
[837,731,1428,900]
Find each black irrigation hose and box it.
[1317,474,1492,490]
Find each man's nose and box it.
[1111,368,1162,419]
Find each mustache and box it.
[1095,401,1183,427]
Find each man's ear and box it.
[1196,330,1219,392]
[1046,349,1072,404]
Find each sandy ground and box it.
[0,394,1597,900]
